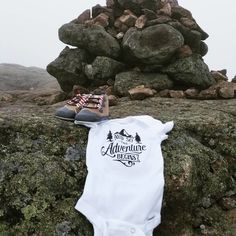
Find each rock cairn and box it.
[47,0,236,101]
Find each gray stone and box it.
[115,32,124,39]
[92,4,111,18]
[199,41,208,57]
[59,23,121,58]
[142,8,157,20]
[47,46,92,92]
[120,10,137,26]
[158,2,172,16]
[168,22,204,54]
[84,56,125,86]
[179,17,197,29]
[55,221,71,236]
[186,30,202,53]
[167,0,179,7]
[195,24,209,41]
[106,0,115,8]
[114,71,173,96]
[135,15,147,29]
[158,89,170,97]
[107,0,124,18]
[128,85,156,100]
[146,15,172,26]
[184,88,199,99]
[177,45,193,58]
[218,69,227,76]
[93,13,110,28]
[198,87,218,99]
[171,6,193,19]
[219,87,236,98]
[203,81,236,99]
[64,145,83,161]
[162,54,215,89]
[169,90,185,98]
[218,82,236,99]
[108,94,119,106]
[122,24,184,64]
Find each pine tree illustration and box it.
[135,133,141,143]
[107,130,113,142]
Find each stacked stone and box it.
[47,0,236,101]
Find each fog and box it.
[0,0,235,79]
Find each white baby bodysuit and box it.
[75,115,174,236]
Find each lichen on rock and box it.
[0,97,235,235]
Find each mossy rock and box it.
[0,98,235,235]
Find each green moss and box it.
[0,98,235,235]
[0,115,91,235]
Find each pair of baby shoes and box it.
[55,93,109,124]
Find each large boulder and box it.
[171,6,208,40]
[58,23,121,59]
[84,56,125,86]
[0,98,235,235]
[47,47,93,92]
[162,54,216,89]
[114,70,173,96]
[122,24,184,64]
[0,106,90,236]
[168,22,203,54]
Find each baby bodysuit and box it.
[75,115,174,236]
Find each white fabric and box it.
[75,115,174,236]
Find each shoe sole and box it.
[74,117,109,126]
[54,115,75,122]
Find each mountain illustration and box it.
[115,129,133,138]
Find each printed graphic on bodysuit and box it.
[101,129,147,167]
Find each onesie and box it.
[75,115,174,236]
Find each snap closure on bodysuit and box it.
[130,227,136,234]
[103,218,159,236]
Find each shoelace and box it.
[67,93,92,108]
[84,95,104,112]
[67,94,105,112]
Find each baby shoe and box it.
[54,94,93,121]
[74,94,109,125]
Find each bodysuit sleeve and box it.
[160,121,174,141]
[133,115,174,141]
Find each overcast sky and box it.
[0,0,235,79]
